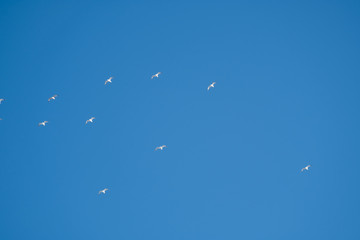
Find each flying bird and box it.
[0,98,4,104]
[98,188,109,194]
[105,77,113,85]
[207,82,216,91]
[155,145,167,151]
[151,72,161,79]
[38,121,48,126]
[86,117,95,124]
[301,165,311,172]
[48,94,58,102]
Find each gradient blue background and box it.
[1,0,360,239]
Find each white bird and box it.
[155,145,167,151]
[86,117,95,124]
[48,94,58,102]
[98,188,109,194]
[151,72,161,79]
[105,77,113,85]
[38,121,48,126]
[301,165,311,172]
[207,82,216,91]
[0,98,4,104]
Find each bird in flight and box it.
[48,94,58,102]
[301,165,311,172]
[86,117,95,124]
[0,98,5,104]
[151,72,161,79]
[207,82,216,91]
[98,188,109,194]
[105,77,113,85]
[39,121,48,126]
[155,145,167,151]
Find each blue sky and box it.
[1,0,360,239]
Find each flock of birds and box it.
[0,72,312,196]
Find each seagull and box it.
[38,121,48,126]
[207,82,216,91]
[155,145,167,151]
[151,72,161,79]
[105,77,113,85]
[0,98,4,104]
[301,165,311,172]
[98,188,109,194]
[86,117,95,124]
[48,94,58,102]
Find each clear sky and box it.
[1,0,360,239]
